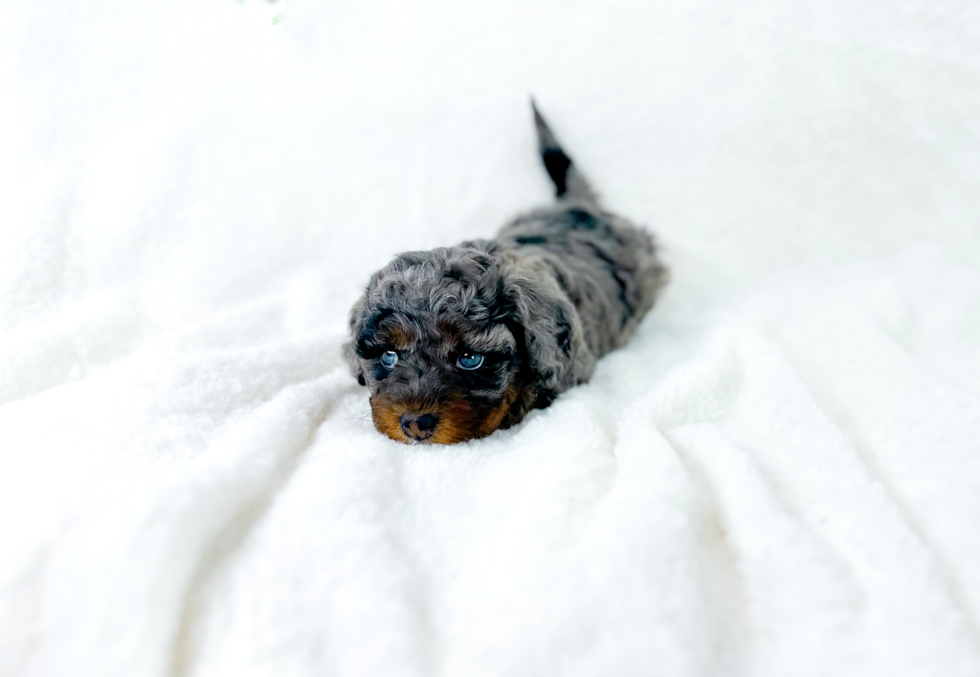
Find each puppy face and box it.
[345,246,571,444]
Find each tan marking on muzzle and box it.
[370,387,520,445]
[370,395,409,443]
[429,398,476,445]
[477,384,520,437]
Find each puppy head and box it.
[344,245,577,444]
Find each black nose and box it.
[400,413,439,441]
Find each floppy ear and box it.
[344,296,367,386]
[501,263,593,405]
[343,341,365,386]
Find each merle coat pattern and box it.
[344,102,666,444]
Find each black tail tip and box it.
[529,98,573,197]
[527,98,596,203]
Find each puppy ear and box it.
[501,263,593,405]
[343,341,366,386]
[344,296,367,386]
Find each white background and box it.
[2,1,979,676]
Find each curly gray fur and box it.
[344,102,666,444]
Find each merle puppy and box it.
[344,103,666,444]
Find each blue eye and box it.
[380,351,398,368]
[456,352,484,370]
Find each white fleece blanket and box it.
[2,1,980,676]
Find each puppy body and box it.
[345,103,666,444]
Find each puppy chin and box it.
[369,387,521,445]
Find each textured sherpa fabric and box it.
[2,1,980,676]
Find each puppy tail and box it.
[531,99,596,203]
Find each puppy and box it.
[344,102,666,444]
